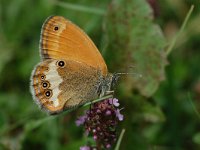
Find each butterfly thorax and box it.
[97,73,119,98]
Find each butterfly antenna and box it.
[116,72,143,78]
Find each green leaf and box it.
[103,0,167,97]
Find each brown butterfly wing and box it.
[30,59,101,114]
[40,16,107,76]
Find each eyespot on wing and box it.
[40,16,108,76]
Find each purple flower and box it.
[75,115,87,126]
[93,135,98,140]
[109,98,120,107]
[76,98,124,149]
[80,146,90,150]
[106,144,111,149]
[115,109,124,121]
[105,110,112,115]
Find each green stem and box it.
[166,5,194,55]
[83,95,113,107]
[115,129,125,150]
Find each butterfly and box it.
[30,16,119,115]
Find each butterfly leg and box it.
[105,90,114,98]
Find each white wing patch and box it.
[45,61,63,107]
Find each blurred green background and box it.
[0,0,200,149]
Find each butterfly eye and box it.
[42,81,49,89]
[41,75,46,80]
[57,60,65,67]
[45,90,52,98]
[54,26,59,31]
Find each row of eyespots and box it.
[39,60,65,99]
[40,74,52,98]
